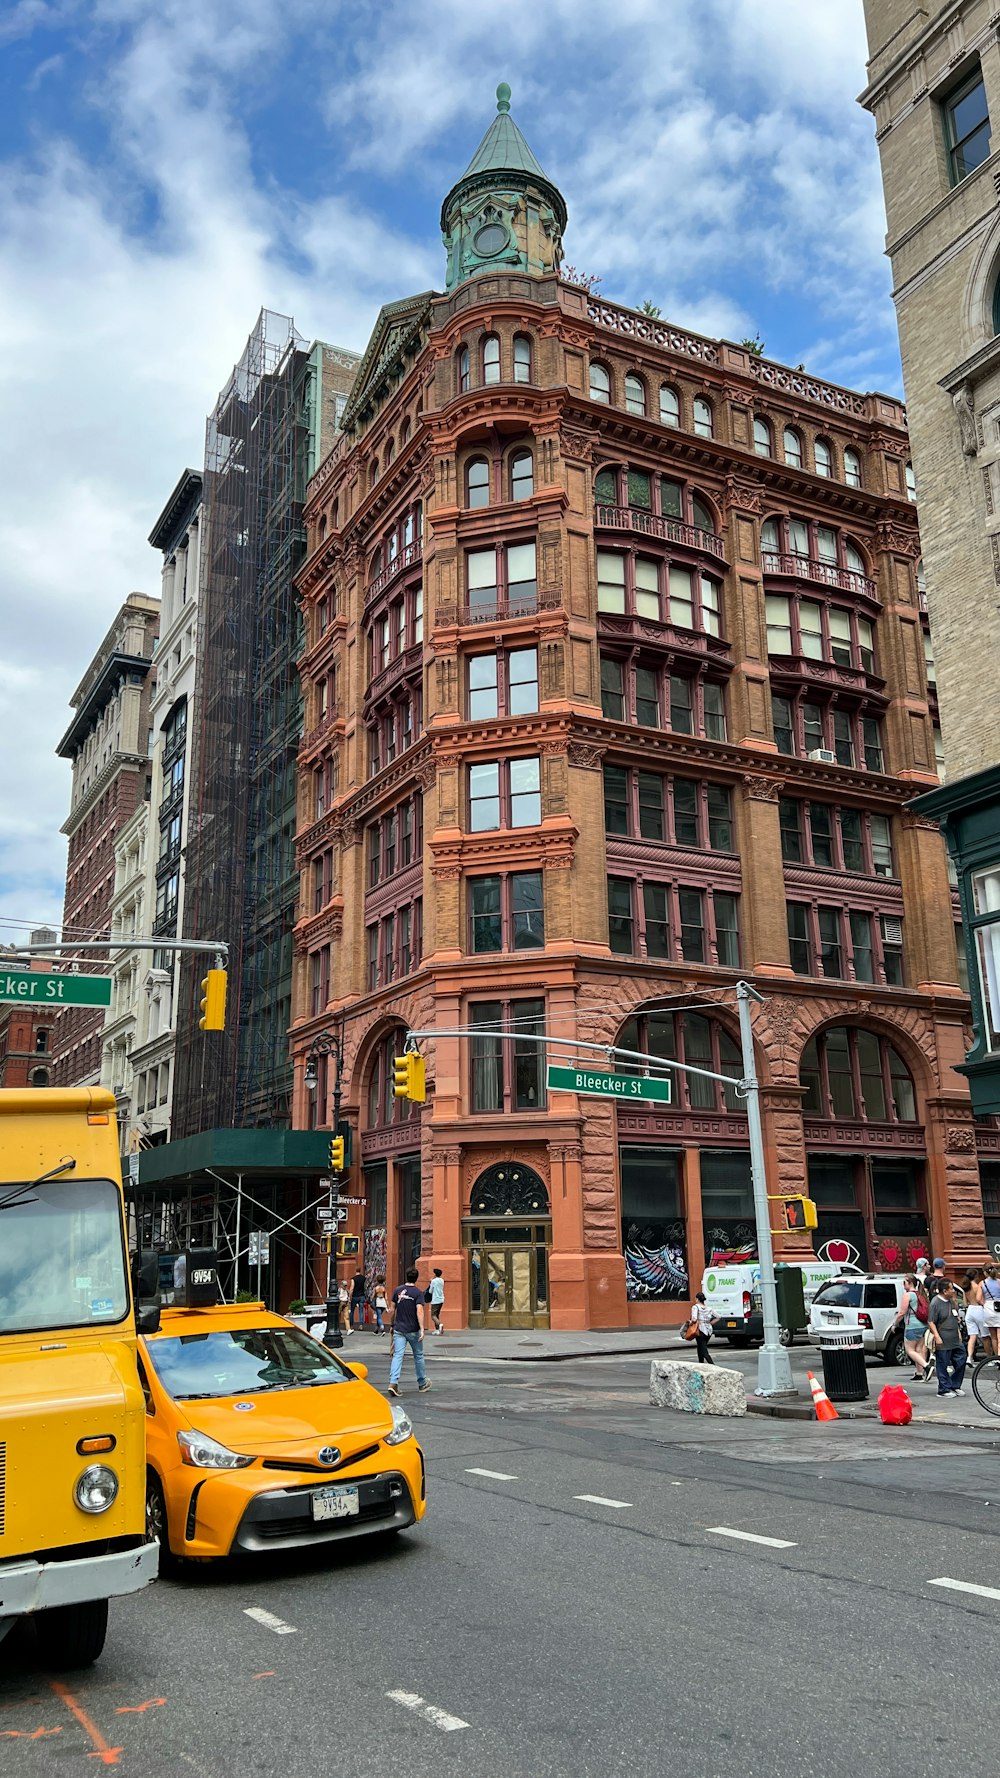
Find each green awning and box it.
[136,1128,331,1188]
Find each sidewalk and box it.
[333,1319,1000,1434]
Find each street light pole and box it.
[304,1025,344,1352]
[736,980,794,1396]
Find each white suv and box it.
[808,1274,913,1365]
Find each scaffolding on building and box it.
[173,310,309,1137]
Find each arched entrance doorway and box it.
[464,1163,551,1329]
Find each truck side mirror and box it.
[132,1249,160,1301]
[136,1301,161,1336]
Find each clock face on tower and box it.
[473,222,508,257]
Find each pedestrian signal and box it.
[198,969,227,1032]
[328,1135,345,1172]
[338,1234,360,1257]
[781,1197,818,1232]
[392,1051,425,1102]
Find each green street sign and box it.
[546,1064,672,1104]
[0,970,112,1008]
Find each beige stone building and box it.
[861,2,1000,1141]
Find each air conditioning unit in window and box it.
[807,748,836,764]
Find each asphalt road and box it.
[3,1351,999,1777]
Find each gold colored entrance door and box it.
[467,1223,550,1328]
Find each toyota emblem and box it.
[318,1446,341,1467]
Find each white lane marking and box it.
[465,1466,518,1480]
[573,1492,632,1509]
[243,1606,298,1635]
[928,1577,1000,1602]
[386,1690,469,1732]
[706,1526,797,1549]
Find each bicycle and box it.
[970,1353,1000,1415]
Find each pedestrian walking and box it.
[691,1291,716,1365]
[337,1277,351,1336]
[925,1256,948,1299]
[894,1273,929,1380]
[928,1279,967,1396]
[374,1277,388,1335]
[983,1265,1000,1358]
[428,1267,445,1334]
[387,1266,431,1397]
[962,1270,987,1369]
[350,1266,366,1331]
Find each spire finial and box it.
[496,82,511,114]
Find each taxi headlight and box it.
[74,1464,119,1514]
[384,1403,413,1446]
[177,1428,255,1470]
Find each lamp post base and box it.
[323,1294,344,1350]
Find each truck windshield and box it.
[145,1326,352,1399]
[0,1177,129,1335]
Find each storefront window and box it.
[620,1148,687,1301]
[701,1150,756,1263]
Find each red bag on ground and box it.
[878,1384,913,1425]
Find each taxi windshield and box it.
[0,1176,129,1335]
[145,1325,352,1400]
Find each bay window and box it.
[779,798,895,876]
[771,693,885,771]
[765,591,877,674]
[467,540,537,619]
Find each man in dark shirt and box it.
[350,1268,366,1331]
[387,1266,431,1397]
[928,1280,966,1396]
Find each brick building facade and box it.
[0,935,58,1088]
[52,594,160,1087]
[290,90,988,1329]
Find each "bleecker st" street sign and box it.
[0,970,112,1008]
[546,1064,672,1104]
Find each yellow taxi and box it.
[137,1302,425,1562]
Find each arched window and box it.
[617,1009,743,1113]
[370,458,379,488]
[318,513,327,542]
[691,492,715,534]
[753,416,772,457]
[800,1026,917,1123]
[513,335,532,384]
[29,1068,49,1088]
[400,416,411,446]
[660,384,680,427]
[510,449,533,501]
[594,464,619,505]
[366,1030,419,1130]
[844,447,862,488]
[905,461,917,501]
[625,373,647,416]
[693,396,713,438]
[458,346,470,394]
[814,437,833,477]
[467,456,490,509]
[589,362,611,403]
[482,334,501,385]
[385,438,394,467]
[783,427,803,469]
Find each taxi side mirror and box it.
[136,1301,161,1336]
[345,1361,368,1381]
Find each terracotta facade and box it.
[289,106,991,1328]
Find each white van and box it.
[701,1262,860,1347]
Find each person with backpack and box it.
[983,1264,1000,1357]
[894,1273,929,1380]
[928,1279,967,1395]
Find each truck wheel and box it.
[35,1598,109,1669]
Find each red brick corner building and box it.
[291,86,988,1329]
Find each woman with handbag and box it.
[894,1273,928,1380]
[690,1291,716,1365]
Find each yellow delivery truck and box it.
[0,1087,157,1666]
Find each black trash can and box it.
[818,1329,869,1402]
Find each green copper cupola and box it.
[441,84,567,291]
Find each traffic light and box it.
[781,1197,818,1232]
[392,1050,425,1102]
[328,1135,345,1172]
[198,969,227,1032]
[337,1234,360,1257]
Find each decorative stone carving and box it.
[899,809,940,832]
[559,426,595,462]
[436,1148,462,1166]
[415,756,438,791]
[742,774,781,802]
[946,1126,976,1152]
[567,740,605,770]
[953,381,978,457]
[875,521,920,558]
[725,476,764,516]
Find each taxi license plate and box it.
[312,1484,360,1522]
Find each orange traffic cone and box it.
[807,1371,840,1423]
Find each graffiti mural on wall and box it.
[364,1226,387,1300]
[705,1223,757,1265]
[624,1220,688,1301]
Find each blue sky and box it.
[0,0,895,943]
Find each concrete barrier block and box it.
[649,1358,747,1417]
